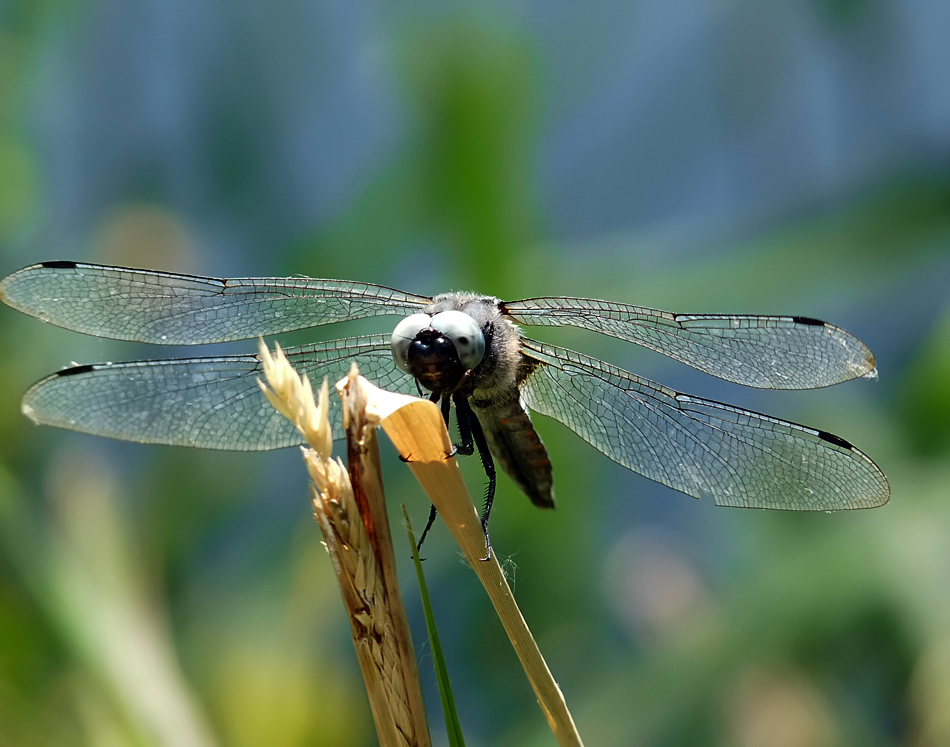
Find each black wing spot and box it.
[41,260,79,269]
[818,429,853,449]
[58,364,96,377]
[792,316,826,327]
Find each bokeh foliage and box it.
[0,2,948,746]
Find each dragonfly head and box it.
[391,310,486,393]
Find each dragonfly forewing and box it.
[0,262,431,344]
[505,297,876,389]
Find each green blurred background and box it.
[1,1,948,745]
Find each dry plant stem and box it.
[363,378,584,747]
[337,370,430,747]
[257,342,429,747]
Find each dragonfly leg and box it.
[454,394,495,561]
[436,393,463,458]
[448,393,475,457]
[415,392,453,557]
[415,504,438,560]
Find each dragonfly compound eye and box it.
[391,313,432,374]
[430,310,485,371]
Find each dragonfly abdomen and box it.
[472,397,555,509]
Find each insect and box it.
[1,261,890,552]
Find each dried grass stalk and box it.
[258,341,429,747]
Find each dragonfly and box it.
[1,261,890,553]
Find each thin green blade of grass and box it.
[403,506,466,747]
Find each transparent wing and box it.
[21,335,417,450]
[0,261,431,344]
[504,297,876,389]
[519,338,889,510]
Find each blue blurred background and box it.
[1,1,948,745]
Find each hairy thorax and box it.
[424,292,524,406]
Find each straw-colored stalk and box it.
[257,340,429,747]
[370,383,584,747]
